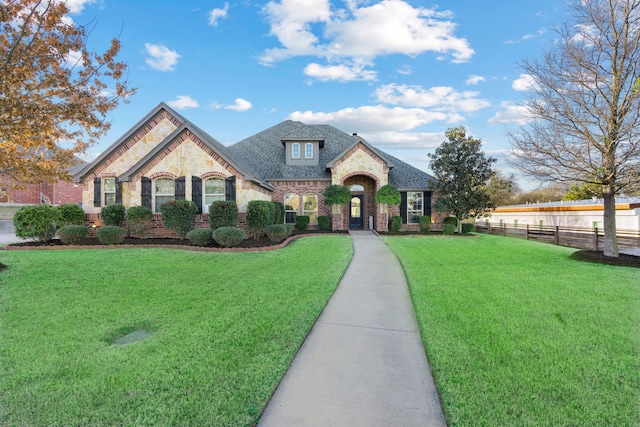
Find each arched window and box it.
[349,184,364,192]
[204,178,225,212]
[303,193,318,224]
[154,178,175,213]
[284,193,299,224]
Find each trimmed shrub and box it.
[186,228,213,247]
[295,215,310,231]
[56,225,88,245]
[390,216,403,233]
[96,226,126,244]
[57,204,85,226]
[101,204,126,226]
[443,216,458,227]
[265,224,290,243]
[160,200,198,239]
[246,200,273,239]
[209,201,238,230]
[461,223,474,234]
[443,223,456,235]
[317,215,331,231]
[271,201,285,225]
[323,184,351,205]
[419,216,431,234]
[13,204,60,242]
[213,226,245,248]
[126,206,153,238]
[285,224,295,236]
[375,184,401,205]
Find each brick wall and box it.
[0,177,82,205]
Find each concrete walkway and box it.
[259,230,447,427]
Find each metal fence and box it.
[475,222,640,251]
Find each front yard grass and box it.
[384,234,640,427]
[0,235,352,426]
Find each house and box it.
[73,103,440,235]
[484,197,640,232]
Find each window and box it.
[204,178,225,212]
[292,143,300,159]
[284,193,299,224]
[539,219,547,227]
[303,193,318,224]
[407,192,423,224]
[305,143,313,159]
[592,221,603,230]
[349,184,364,192]
[154,178,175,213]
[104,178,116,206]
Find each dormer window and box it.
[292,143,300,159]
[305,143,313,159]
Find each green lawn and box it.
[384,234,640,427]
[0,235,352,426]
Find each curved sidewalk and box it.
[259,230,447,426]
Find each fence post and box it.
[555,226,559,246]
[594,228,599,251]
[526,224,530,240]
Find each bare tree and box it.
[508,0,640,257]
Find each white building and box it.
[484,197,640,232]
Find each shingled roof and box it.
[227,120,436,190]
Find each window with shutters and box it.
[303,193,318,224]
[154,178,175,213]
[407,192,423,224]
[204,178,225,212]
[284,193,299,224]
[103,178,116,206]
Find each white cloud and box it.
[488,103,532,125]
[397,65,412,75]
[466,74,485,85]
[303,62,377,82]
[512,73,538,91]
[208,3,229,26]
[63,0,95,14]
[210,98,253,112]
[375,83,490,113]
[144,43,181,72]
[167,95,199,109]
[260,0,474,76]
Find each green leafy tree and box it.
[375,184,401,205]
[562,182,604,201]
[508,0,640,257]
[484,171,521,207]
[428,127,496,230]
[323,185,351,206]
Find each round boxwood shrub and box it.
[265,224,290,243]
[461,223,474,234]
[390,215,403,233]
[160,200,198,239]
[246,200,273,239]
[209,201,238,230]
[419,215,431,234]
[13,204,60,242]
[213,226,245,248]
[186,228,213,247]
[375,184,401,205]
[56,225,88,245]
[126,205,153,238]
[101,204,126,226]
[443,223,456,235]
[96,226,127,244]
[317,215,331,231]
[443,216,458,227]
[57,203,85,226]
[295,215,310,231]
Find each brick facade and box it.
[0,176,82,205]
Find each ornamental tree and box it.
[428,127,496,230]
[0,0,135,185]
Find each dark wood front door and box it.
[349,195,364,229]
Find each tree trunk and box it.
[602,191,618,257]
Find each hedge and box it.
[160,200,198,239]
[295,215,310,231]
[186,228,213,247]
[265,224,291,243]
[56,225,88,245]
[209,201,238,230]
[317,215,331,231]
[212,227,245,247]
[390,216,403,233]
[57,204,85,226]
[13,204,60,242]
[246,200,273,239]
[126,206,153,238]
[419,216,431,234]
[96,226,127,244]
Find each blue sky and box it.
[66,0,564,189]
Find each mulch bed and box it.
[570,250,640,269]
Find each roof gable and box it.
[326,138,394,169]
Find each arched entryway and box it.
[343,175,377,230]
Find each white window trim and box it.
[292,143,300,159]
[103,177,116,206]
[407,191,423,224]
[203,178,225,213]
[305,143,313,159]
[154,178,175,213]
[284,193,299,224]
[303,193,318,224]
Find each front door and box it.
[349,195,364,229]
